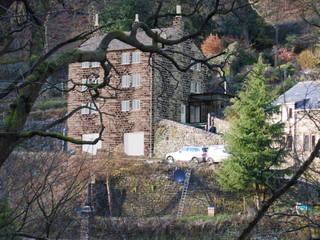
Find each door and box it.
[124,132,144,156]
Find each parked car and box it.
[206,145,230,164]
[165,146,207,163]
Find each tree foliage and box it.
[217,56,284,192]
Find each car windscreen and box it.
[202,148,207,152]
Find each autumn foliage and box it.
[201,33,224,56]
[278,47,296,64]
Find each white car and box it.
[206,145,230,163]
[165,146,207,163]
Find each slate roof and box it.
[273,81,320,109]
[79,28,175,51]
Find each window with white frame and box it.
[121,101,130,112]
[82,78,99,91]
[132,100,140,111]
[81,102,99,115]
[91,62,100,68]
[132,52,140,63]
[82,133,102,155]
[81,61,90,68]
[81,79,88,91]
[91,78,99,84]
[121,75,130,88]
[121,52,130,64]
[132,74,140,87]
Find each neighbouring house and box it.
[67,6,207,157]
[273,81,320,162]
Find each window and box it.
[81,79,88,92]
[82,133,102,155]
[121,101,130,112]
[196,82,201,93]
[312,135,316,150]
[287,135,293,151]
[190,105,200,123]
[81,62,90,68]
[82,78,99,91]
[132,74,140,87]
[190,60,195,70]
[121,52,130,64]
[92,78,99,84]
[196,63,201,71]
[190,81,196,93]
[304,135,310,152]
[288,108,293,119]
[132,52,140,63]
[132,100,140,111]
[91,62,100,68]
[181,104,186,123]
[121,75,130,88]
[81,104,90,115]
[191,81,201,93]
[81,102,99,115]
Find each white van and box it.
[206,145,229,164]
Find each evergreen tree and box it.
[218,56,284,195]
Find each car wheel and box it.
[207,158,214,164]
[190,157,199,164]
[166,156,174,163]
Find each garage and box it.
[124,132,144,156]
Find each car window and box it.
[202,148,207,152]
[180,147,188,152]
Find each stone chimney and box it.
[173,5,184,31]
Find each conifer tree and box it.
[217,56,284,199]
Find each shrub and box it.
[297,49,320,70]
[278,47,296,64]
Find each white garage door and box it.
[124,132,144,156]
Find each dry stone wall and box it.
[154,118,224,158]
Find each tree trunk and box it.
[106,175,113,216]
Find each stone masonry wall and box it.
[153,118,224,158]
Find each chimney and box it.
[173,5,184,31]
[93,13,99,37]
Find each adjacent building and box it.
[273,81,320,161]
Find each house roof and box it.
[273,81,320,109]
[79,28,175,51]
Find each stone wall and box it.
[214,117,230,134]
[153,118,224,158]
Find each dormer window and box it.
[132,52,140,64]
[121,52,130,64]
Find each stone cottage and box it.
[67,6,207,157]
[273,81,320,161]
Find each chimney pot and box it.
[176,5,181,15]
[94,14,99,27]
[135,14,139,23]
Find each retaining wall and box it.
[154,118,224,158]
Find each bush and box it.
[297,49,320,70]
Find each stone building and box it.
[273,81,320,162]
[67,7,207,157]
